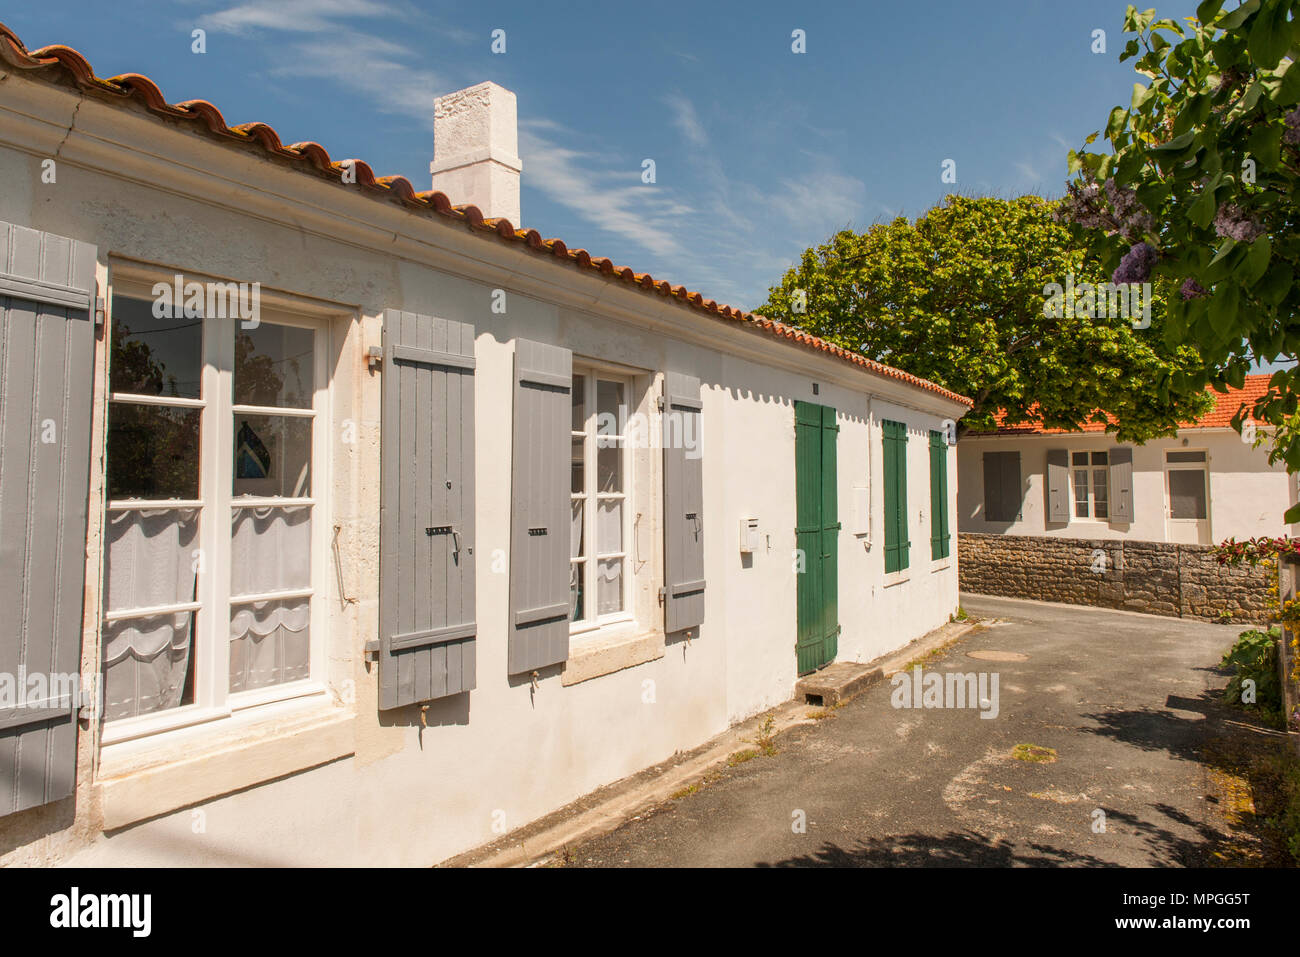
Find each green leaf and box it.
[1245,123,1282,169]
[1189,181,1220,227]
[1218,0,1261,30]
[1257,261,1294,305]
[1285,502,1300,524]
[1196,0,1226,23]
[1247,0,1291,68]
[1120,38,1141,62]
[1209,280,1241,338]
[1240,235,1272,285]
[1151,129,1196,151]
[1210,238,1238,267]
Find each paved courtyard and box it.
[564,595,1246,867]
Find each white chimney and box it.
[429,81,523,225]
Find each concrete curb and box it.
[439,615,985,868]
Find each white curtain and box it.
[102,508,199,721]
[229,505,312,692]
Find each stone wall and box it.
[958,533,1271,623]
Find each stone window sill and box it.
[562,623,664,686]
[930,559,952,573]
[883,569,910,588]
[95,694,355,831]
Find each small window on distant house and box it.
[570,369,632,627]
[1071,450,1109,520]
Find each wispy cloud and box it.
[518,128,692,259]
[200,0,397,35]
[664,93,707,148]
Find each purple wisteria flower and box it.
[1180,278,1209,300]
[1112,242,1158,285]
[1213,203,1266,243]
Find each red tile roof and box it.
[0,23,971,408]
[984,375,1274,436]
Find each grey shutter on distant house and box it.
[508,339,572,673]
[663,372,705,634]
[0,222,96,816]
[1109,446,1134,523]
[1046,448,1069,524]
[378,309,477,710]
[982,451,1021,522]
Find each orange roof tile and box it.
[983,375,1274,436]
[0,23,971,408]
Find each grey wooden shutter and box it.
[508,339,572,673]
[378,309,477,709]
[982,451,1020,522]
[1109,446,1134,523]
[0,222,96,816]
[663,372,705,634]
[1045,448,1069,523]
[982,452,1005,522]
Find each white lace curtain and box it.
[102,508,198,722]
[229,505,311,692]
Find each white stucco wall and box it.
[0,73,964,866]
[957,431,1298,543]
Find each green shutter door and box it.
[883,420,909,573]
[795,402,839,675]
[929,430,950,560]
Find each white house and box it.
[0,26,969,866]
[957,375,1297,545]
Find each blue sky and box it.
[7,0,1199,310]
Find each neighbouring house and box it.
[955,375,1295,622]
[957,375,1296,545]
[0,25,969,866]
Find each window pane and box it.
[1091,451,1109,466]
[230,505,311,597]
[569,562,584,621]
[1093,470,1109,519]
[597,498,623,553]
[1071,452,1089,467]
[571,374,586,431]
[1169,469,1208,519]
[1073,469,1089,517]
[229,597,310,693]
[597,441,623,493]
[108,403,201,499]
[597,558,623,615]
[234,323,315,408]
[104,507,200,614]
[109,295,202,399]
[597,380,625,437]
[571,436,585,494]
[1167,450,1207,463]
[570,498,585,559]
[233,414,312,498]
[102,611,196,721]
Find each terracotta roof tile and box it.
[0,23,970,408]
[981,374,1274,436]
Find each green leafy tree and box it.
[1060,1,1300,512]
[760,194,1212,436]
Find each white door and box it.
[1165,450,1210,544]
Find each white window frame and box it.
[1069,449,1110,522]
[570,366,634,636]
[100,275,331,746]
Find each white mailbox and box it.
[852,485,870,537]
[739,518,760,553]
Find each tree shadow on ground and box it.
[756,829,1118,867]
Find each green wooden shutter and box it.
[929,430,949,560]
[882,420,909,573]
[795,402,838,675]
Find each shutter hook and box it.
[420,705,428,728]
[530,670,540,691]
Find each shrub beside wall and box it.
[959,532,1270,623]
